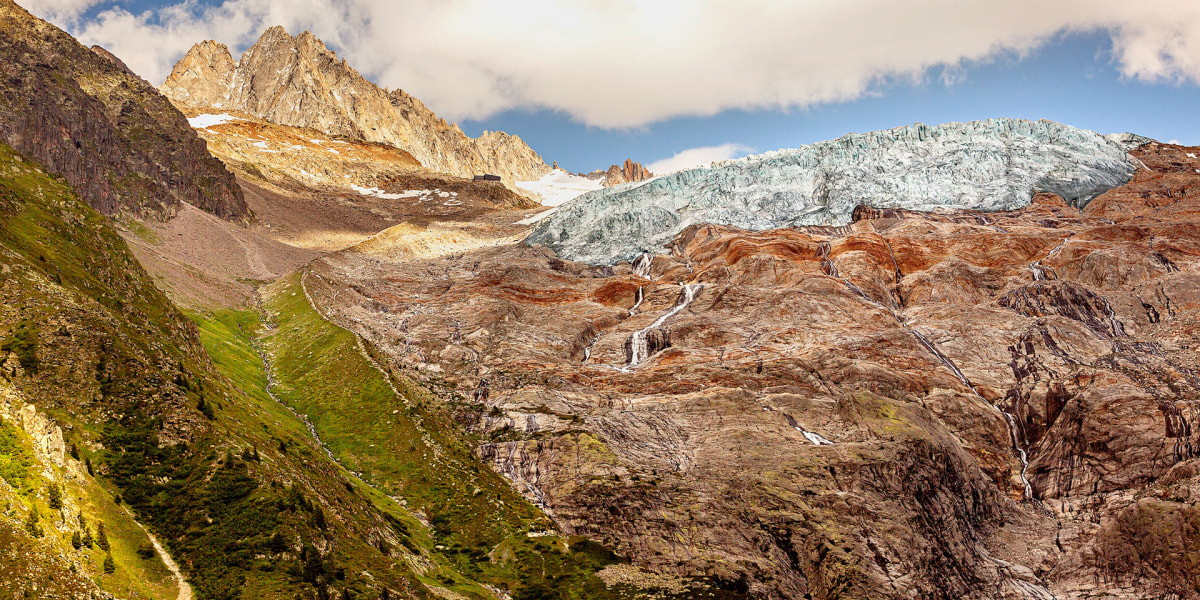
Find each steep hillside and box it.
[161,27,550,187]
[0,139,655,600]
[0,0,246,221]
[0,144,409,598]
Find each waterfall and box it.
[581,336,599,363]
[624,283,703,370]
[1028,238,1067,281]
[632,253,653,278]
[629,286,645,316]
[796,427,834,445]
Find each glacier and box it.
[526,119,1148,265]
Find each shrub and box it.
[2,319,39,374]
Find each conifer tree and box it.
[24,507,41,537]
[47,483,62,510]
[103,553,116,574]
[96,522,109,551]
[71,530,82,549]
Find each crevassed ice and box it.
[526,119,1147,265]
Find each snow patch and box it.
[351,185,426,200]
[517,169,605,207]
[188,113,240,129]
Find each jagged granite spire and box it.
[527,118,1147,265]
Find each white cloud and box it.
[19,0,103,24]
[24,0,1200,128]
[648,143,753,175]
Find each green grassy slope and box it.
[254,273,633,600]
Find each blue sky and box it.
[25,0,1200,173]
[463,31,1200,173]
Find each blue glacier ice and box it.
[526,119,1149,265]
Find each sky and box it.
[20,0,1200,173]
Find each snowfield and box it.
[517,169,604,207]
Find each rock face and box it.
[161,26,551,187]
[301,140,1200,599]
[529,119,1142,264]
[586,159,655,187]
[0,0,246,220]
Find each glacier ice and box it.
[526,119,1145,265]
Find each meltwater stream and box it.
[624,283,704,370]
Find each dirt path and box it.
[124,507,192,600]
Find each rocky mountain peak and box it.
[162,40,236,108]
[90,44,139,80]
[161,26,550,187]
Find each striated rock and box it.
[161,26,551,188]
[528,119,1144,265]
[300,140,1200,599]
[0,0,247,220]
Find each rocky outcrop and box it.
[161,26,551,187]
[529,119,1143,265]
[0,0,247,221]
[585,159,655,187]
[89,45,139,80]
[301,140,1200,599]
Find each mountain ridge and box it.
[161,26,552,188]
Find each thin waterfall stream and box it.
[623,283,704,370]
